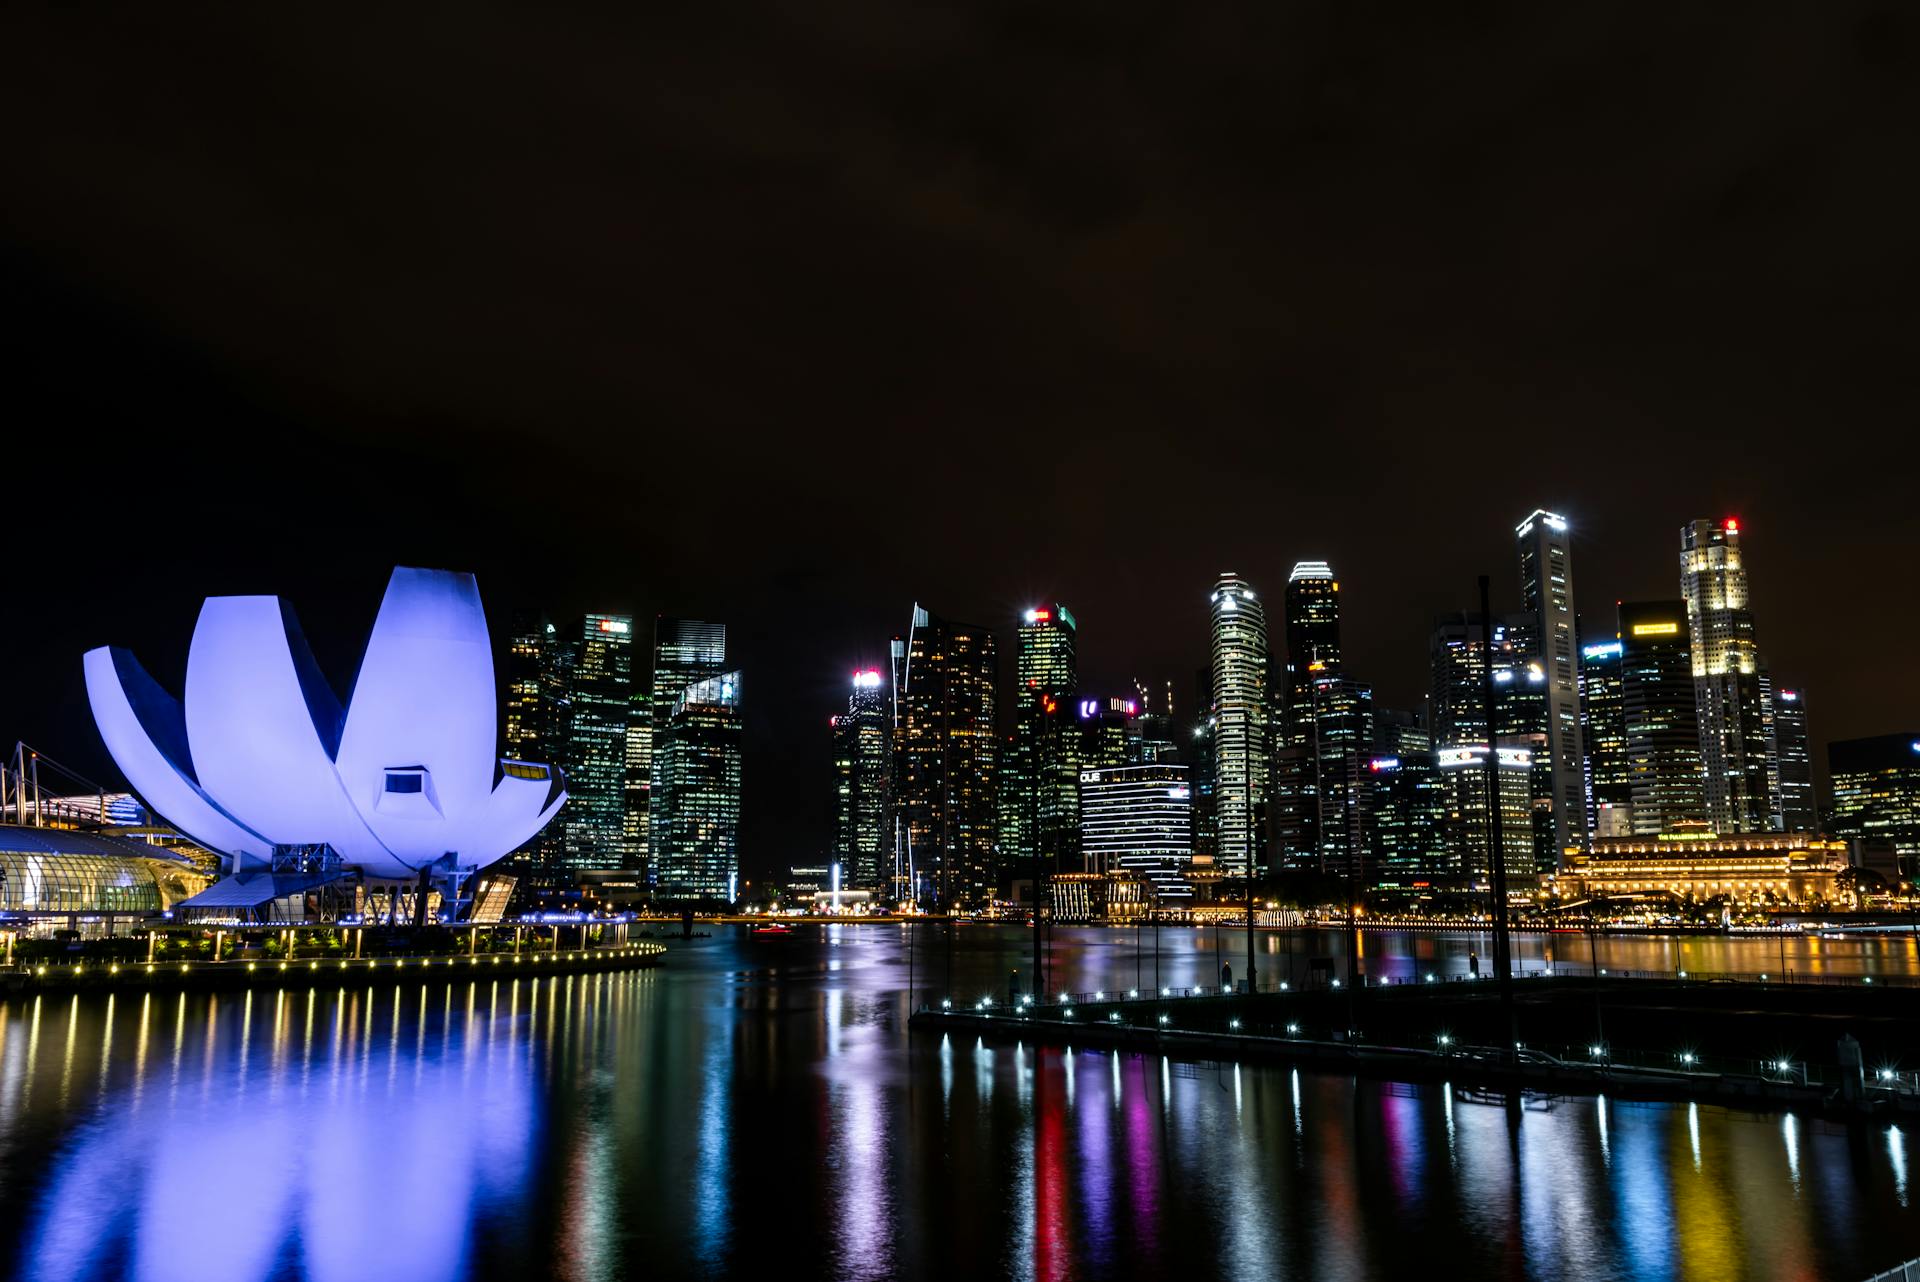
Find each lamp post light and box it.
[1587,900,1605,1061]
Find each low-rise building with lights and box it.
[1552,832,1854,909]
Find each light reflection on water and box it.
[0,926,1917,1281]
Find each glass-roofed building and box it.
[0,825,211,922]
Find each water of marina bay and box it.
[4,926,1920,1282]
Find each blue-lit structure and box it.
[83,567,565,916]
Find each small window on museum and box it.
[385,772,425,794]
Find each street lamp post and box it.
[1587,900,1605,1054]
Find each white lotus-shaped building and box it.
[84,566,565,884]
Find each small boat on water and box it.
[752,924,796,937]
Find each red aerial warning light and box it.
[1725,517,1740,534]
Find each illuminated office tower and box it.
[1278,674,1374,875]
[504,610,563,761]
[1079,763,1192,900]
[1188,680,1217,871]
[1429,612,1519,745]
[1077,697,1136,770]
[503,610,569,877]
[1436,744,1537,881]
[1771,687,1816,833]
[1516,510,1585,862]
[1619,601,1706,836]
[1428,611,1547,878]
[1275,562,1368,874]
[1001,605,1078,878]
[1367,712,1446,884]
[1209,573,1271,878]
[559,614,634,873]
[1828,735,1920,874]
[625,688,648,871]
[1579,634,1631,837]
[1128,682,1179,765]
[890,606,999,906]
[1281,562,1341,741]
[1492,648,1557,870]
[651,671,743,900]
[831,670,891,892]
[645,619,728,879]
[1681,518,1775,832]
[1049,695,1143,875]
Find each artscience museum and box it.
[83,567,566,923]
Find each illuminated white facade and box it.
[84,567,566,882]
[1515,509,1584,858]
[1209,572,1269,878]
[1079,764,1192,899]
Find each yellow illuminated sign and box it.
[1631,622,1679,637]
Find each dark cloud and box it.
[3,3,1916,876]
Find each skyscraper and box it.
[504,610,562,760]
[1429,612,1503,746]
[831,670,890,892]
[1492,649,1557,870]
[1436,744,1537,881]
[1274,561,1368,875]
[1681,518,1775,832]
[1079,762,1192,901]
[503,610,569,877]
[627,686,651,874]
[1127,683,1178,765]
[1619,601,1707,836]
[559,614,633,873]
[1291,675,1373,874]
[1281,562,1341,742]
[1076,697,1136,773]
[1516,509,1584,861]
[1578,634,1631,837]
[1772,687,1815,833]
[651,670,743,899]
[891,606,998,906]
[1188,677,1217,873]
[1366,711,1447,884]
[1209,573,1270,878]
[1429,611,1549,878]
[646,619,728,879]
[1828,734,1920,875]
[1002,605,1077,878]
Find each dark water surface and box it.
[4,925,1919,1281]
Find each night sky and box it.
[4,5,1916,883]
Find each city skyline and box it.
[6,7,1920,1279]
[1,505,1894,886]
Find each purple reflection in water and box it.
[1073,1050,1114,1274]
[1121,1054,1161,1268]
[22,987,535,1282]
